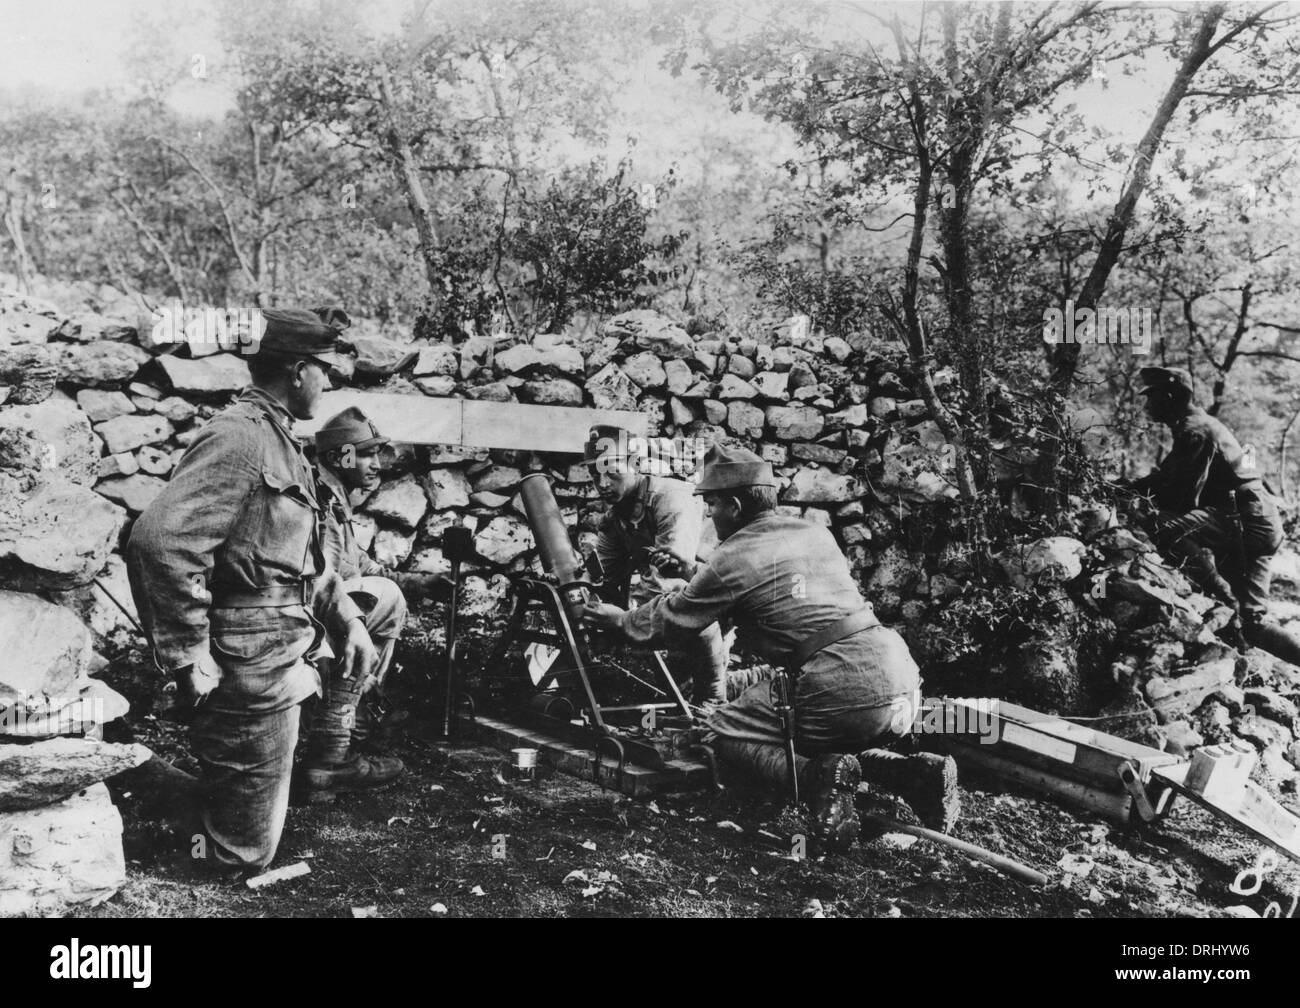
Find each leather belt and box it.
[787,608,879,676]
[211,580,312,609]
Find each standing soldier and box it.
[126,307,378,880]
[299,406,445,802]
[585,424,728,708]
[583,445,959,850]
[1133,366,1300,664]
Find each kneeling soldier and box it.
[583,445,959,850]
[126,307,377,878]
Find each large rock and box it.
[752,371,790,402]
[422,468,471,510]
[407,547,451,579]
[413,344,460,377]
[1145,658,1237,723]
[765,405,824,442]
[94,413,174,455]
[1009,537,1086,586]
[472,466,523,494]
[520,377,583,406]
[372,528,414,567]
[363,475,428,533]
[53,312,136,343]
[351,335,417,377]
[74,389,134,423]
[48,554,138,644]
[536,344,584,376]
[782,468,861,504]
[57,341,148,388]
[863,544,918,616]
[726,401,765,439]
[0,783,127,917]
[0,292,62,345]
[717,374,758,400]
[94,473,167,514]
[0,345,59,404]
[0,679,130,742]
[476,515,535,565]
[879,429,959,503]
[602,310,693,360]
[623,351,666,390]
[585,363,640,411]
[0,398,99,486]
[154,353,251,394]
[494,344,542,375]
[0,591,93,711]
[0,478,125,590]
[664,359,693,396]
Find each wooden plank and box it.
[1152,762,1300,866]
[472,714,709,798]
[938,699,1179,790]
[932,737,1134,823]
[295,390,647,452]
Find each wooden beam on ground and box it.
[294,391,648,453]
[472,714,711,798]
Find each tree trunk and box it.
[375,64,443,304]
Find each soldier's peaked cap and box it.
[255,306,353,370]
[693,443,777,495]
[1137,366,1193,396]
[315,406,389,454]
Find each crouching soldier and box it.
[1132,366,1300,664]
[296,406,432,801]
[583,445,959,851]
[585,425,728,707]
[126,307,377,879]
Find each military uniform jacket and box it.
[1136,405,1263,512]
[596,474,706,602]
[618,513,919,705]
[126,387,361,679]
[317,466,385,582]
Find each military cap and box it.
[693,443,777,494]
[584,424,643,465]
[1137,366,1193,396]
[315,406,389,454]
[255,306,353,371]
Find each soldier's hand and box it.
[173,653,222,709]
[649,548,697,580]
[582,599,626,632]
[341,617,378,683]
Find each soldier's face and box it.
[704,493,742,541]
[337,446,385,491]
[592,457,640,503]
[289,359,333,419]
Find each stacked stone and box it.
[0,288,152,917]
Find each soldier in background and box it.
[586,424,728,708]
[584,444,959,850]
[1133,365,1300,664]
[126,308,377,879]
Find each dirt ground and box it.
[89,607,1300,919]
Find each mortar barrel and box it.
[519,473,586,620]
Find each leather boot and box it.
[858,748,961,833]
[1244,619,1300,668]
[713,738,862,852]
[301,753,405,804]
